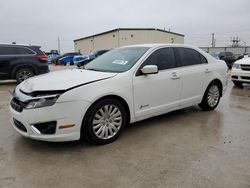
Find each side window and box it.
[16,47,34,55]
[142,48,176,71]
[0,46,34,55]
[226,52,233,57]
[177,48,205,66]
[0,47,5,55]
[200,54,207,64]
[219,52,225,58]
[0,46,16,55]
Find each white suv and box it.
[231,55,250,87]
[9,44,228,144]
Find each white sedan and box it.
[9,44,228,144]
[231,55,250,87]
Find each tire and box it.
[70,61,74,66]
[15,68,34,83]
[233,81,243,87]
[199,81,221,111]
[82,99,127,145]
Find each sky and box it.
[0,0,249,53]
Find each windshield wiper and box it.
[86,68,101,71]
[86,68,119,73]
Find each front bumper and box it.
[9,100,90,142]
[231,69,250,83]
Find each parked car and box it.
[237,52,249,60]
[76,49,110,67]
[10,44,228,144]
[73,55,89,66]
[52,52,79,65]
[45,50,60,64]
[231,55,250,87]
[0,44,49,83]
[218,51,237,69]
[209,52,219,59]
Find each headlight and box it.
[26,96,59,109]
[232,63,241,69]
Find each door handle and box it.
[171,72,180,79]
[205,68,211,73]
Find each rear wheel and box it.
[233,81,243,87]
[199,82,221,111]
[82,99,127,145]
[15,68,34,83]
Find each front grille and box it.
[241,65,250,71]
[10,98,27,112]
[241,76,250,80]
[13,118,27,132]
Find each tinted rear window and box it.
[0,46,15,55]
[29,46,45,55]
[17,47,34,54]
[0,46,35,55]
[177,47,204,66]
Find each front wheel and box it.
[199,82,221,111]
[82,99,127,145]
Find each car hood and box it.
[18,69,117,93]
[235,57,250,65]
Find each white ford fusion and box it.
[9,44,228,144]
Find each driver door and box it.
[133,47,182,119]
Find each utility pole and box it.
[211,33,215,47]
[57,37,61,54]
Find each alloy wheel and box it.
[207,85,220,107]
[92,104,123,140]
[18,70,33,82]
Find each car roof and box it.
[120,43,198,49]
[0,43,40,48]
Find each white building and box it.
[74,28,184,54]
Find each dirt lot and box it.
[0,66,250,188]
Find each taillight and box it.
[37,55,48,61]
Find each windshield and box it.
[85,47,149,73]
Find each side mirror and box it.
[141,65,158,75]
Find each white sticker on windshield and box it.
[112,60,128,65]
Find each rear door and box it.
[0,46,15,78]
[133,47,182,118]
[175,47,209,106]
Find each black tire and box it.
[82,98,127,145]
[15,68,34,83]
[70,61,74,66]
[233,81,243,87]
[199,81,221,111]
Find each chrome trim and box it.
[31,125,41,135]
